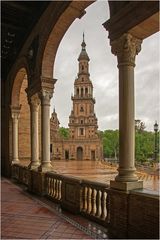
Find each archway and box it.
[77,147,83,160]
[10,67,31,164]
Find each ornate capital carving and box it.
[39,89,53,106]
[111,33,142,66]
[11,105,21,119]
[29,93,40,112]
[26,76,57,101]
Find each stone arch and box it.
[41,1,94,79]
[9,57,32,163]
[10,57,30,107]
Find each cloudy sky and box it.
[51,1,159,132]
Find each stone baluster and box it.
[95,189,101,217]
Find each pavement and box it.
[1,177,109,239]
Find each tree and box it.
[59,127,70,139]
[101,130,119,158]
[135,119,146,132]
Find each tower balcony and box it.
[71,95,95,103]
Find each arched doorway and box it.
[65,150,69,160]
[77,147,83,160]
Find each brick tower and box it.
[68,34,102,160]
[50,34,103,161]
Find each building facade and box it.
[50,35,103,160]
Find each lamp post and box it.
[154,121,159,162]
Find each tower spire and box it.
[78,32,89,61]
[81,32,86,50]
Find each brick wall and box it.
[128,191,159,239]
[19,77,31,161]
[108,188,159,239]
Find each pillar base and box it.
[12,160,20,165]
[110,180,143,191]
[28,162,40,170]
[38,162,54,172]
[115,168,138,182]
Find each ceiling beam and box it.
[3,2,31,13]
[2,22,25,32]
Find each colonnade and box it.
[11,33,143,189]
[11,78,56,172]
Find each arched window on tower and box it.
[85,87,88,95]
[81,88,83,97]
[77,88,79,96]
[81,65,84,71]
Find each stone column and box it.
[11,106,21,164]
[38,89,53,172]
[28,94,40,169]
[110,33,143,190]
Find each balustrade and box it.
[45,172,62,202]
[81,180,110,225]
[11,164,110,225]
[12,164,29,186]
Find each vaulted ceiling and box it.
[1,1,50,79]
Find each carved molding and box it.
[26,76,57,100]
[39,89,53,106]
[11,105,21,119]
[111,33,142,66]
[29,93,40,111]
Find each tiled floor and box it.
[1,178,108,239]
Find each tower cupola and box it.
[78,33,90,62]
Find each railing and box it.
[81,180,110,226]
[12,164,30,186]
[45,172,63,203]
[12,164,20,180]
[12,164,110,226]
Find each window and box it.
[80,106,84,112]
[50,144,52,153]
[80,128,84,135]
[82,65,84,70]
[81,88,83,96]
[80,120,83,124]
[77,88,79,95]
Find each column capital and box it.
[28,93,40,111]
[111,33,142,67]
[26,76,57,97]
[39,89,53,106]
[10,105,21,119]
